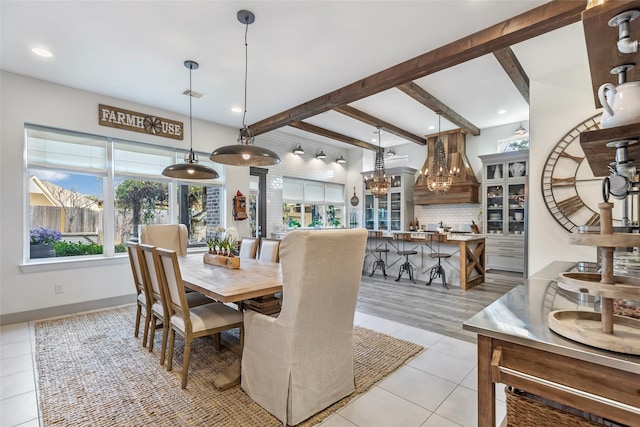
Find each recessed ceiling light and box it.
[498,109,507,115]
[428,125,436,130]
[31,47,53,58]
[231,106,242,113]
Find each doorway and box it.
[250,167,268,238]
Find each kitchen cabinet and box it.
[480,151,528,273]
[362,167,416,232]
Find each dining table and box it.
[176,253,283,390]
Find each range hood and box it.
[414,129,480,205]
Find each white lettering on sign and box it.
[98,104,184,140]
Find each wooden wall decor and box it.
[414,129,480,205]
[98,104,184,140]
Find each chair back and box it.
[155,248,191,325]
[258,238,280,262]
[139,224,188,256]
[125,241,147,297]
[277,229,368,333]
[139,244,166,310]
[239,237,259,259]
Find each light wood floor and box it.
[356,270,523,343]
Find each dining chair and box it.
[241,228,368,425]
[239,237,259,259]
[258,238,280,262]
[139,224,189,256]
[125,241,152,347]
[139,244,211,366]
[155,248,244,389]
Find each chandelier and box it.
[426,112,452,194]
[365,126,391,198]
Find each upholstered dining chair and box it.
[239,237,259,259]
[139,224,189,256]
[154,248,244,389]
[139,244,211,366]
[125,241,152,347]
[241,228,368,425]
[258,238,280,262]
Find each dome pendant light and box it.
[210,10,281,167]
[162,60,219,180]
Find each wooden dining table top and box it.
[178,253,283,303]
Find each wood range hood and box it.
[414,129,480,205]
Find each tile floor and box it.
[0,307,506,427]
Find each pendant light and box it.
[364,126,391,198]
[210,10,281,167]
[426,111,452,194]
[162,61,219,180]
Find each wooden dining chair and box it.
[155,248,244,389]
[139,244,211,366]
[125,241,152,347]
[239,237,259,259]
[258,238,280,262]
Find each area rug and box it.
[35,305,422,426]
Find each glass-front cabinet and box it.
[480,150,528,274]
[361,167,416,232]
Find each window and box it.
[26,124,224,261]
[282,178,344,228]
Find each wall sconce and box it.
[293,144,304,155]
[316,149,327,159]
[336,154,346,164]
[386,148,396,157]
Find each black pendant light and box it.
[162,60,219,179]
[210,10,281,167]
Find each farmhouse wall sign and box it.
[98,104,184,140]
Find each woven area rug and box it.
[35,305,423,426]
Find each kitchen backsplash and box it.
[414,203,482,232]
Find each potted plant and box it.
[30,226,61,259]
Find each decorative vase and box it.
[493,165,502,179]
[30,244,56,259]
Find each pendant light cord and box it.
[242,19,249,129]
[189,64,193,151]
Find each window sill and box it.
[20,254,130,273]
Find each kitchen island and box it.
[463,261,640,427]
[364,232,485,290]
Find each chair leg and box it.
[167,328,175,372]
[142,308,151,348]
[134,304,141,339]
[441,267,448,289]
[181,337,192,389]
[148,317,157,352]
[160,323,169,365]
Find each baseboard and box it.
[0,294,136,325]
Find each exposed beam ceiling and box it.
[396,82,481,136]
[288,122,378,151]
[249,0,584,137]
[333,105,426,146]
[493,47,530,104]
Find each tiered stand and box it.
[549,202,640,355]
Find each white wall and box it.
[0,71,243,318]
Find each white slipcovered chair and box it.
[241,228,368,425]
[239,237,259,259]
[139,224,188,256]
[258,238,280,262]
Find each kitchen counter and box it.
[463,261,640,426]
[366,232,485,290]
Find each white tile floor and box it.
[0,308,506,427]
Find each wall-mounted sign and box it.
[98,104,183,140]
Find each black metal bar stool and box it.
[394,233,418,283]
[426,233,450,289]
[368,231,389,278]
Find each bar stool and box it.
[394,233,418,283]
[426,233,450,289]
[368,231,389,278]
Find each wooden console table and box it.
[464,261,640,427]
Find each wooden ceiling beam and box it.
[493,47,530,104]
[396,82,481,136]
[288,122,379,151]
[333,105,426,146]
[249,1,584,135]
